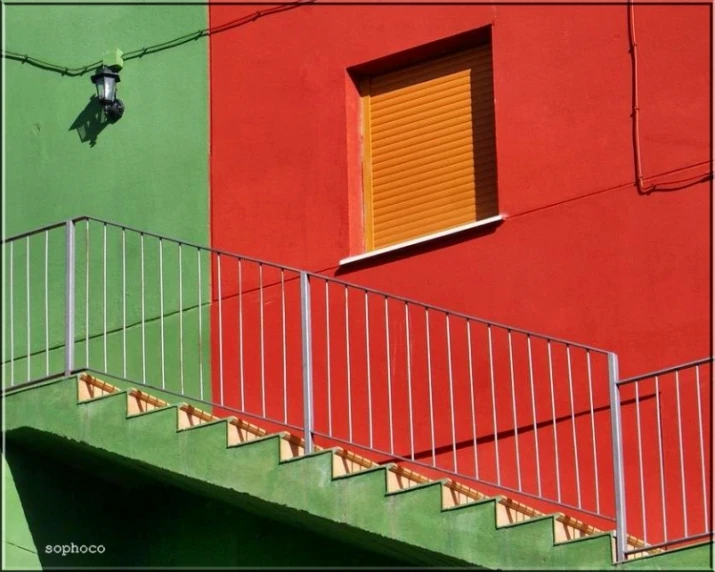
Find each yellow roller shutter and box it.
[362,44,498,251]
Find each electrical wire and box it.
[627,1,712,194]
[510,160,712,221]
[627,0,646,193]
[1,0,316,77]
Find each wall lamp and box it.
[91,65,125,122]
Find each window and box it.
[360,43,498,252]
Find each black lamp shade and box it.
[91,66,121,104]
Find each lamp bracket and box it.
[102,49,124,71]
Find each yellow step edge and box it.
[78,373,118,401]
[127,389,170,415]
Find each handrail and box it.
[2,216,305,274]
[616,356,713,386]
[2,216,611,354]
[308,270,611,353]
[1,220,69,242]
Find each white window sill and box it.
[339,214,505,267]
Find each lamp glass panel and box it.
[93,78,103,100]
[102,76,117,102]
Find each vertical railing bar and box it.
[10,241,15,384]
[426,308,436,466]
[178,244,184,394]
[527,335,541,497]
[654,375,668,542]
[121,229,126,378]
[140,233,146,383]
[325,281,332,436]
[259,263,265,417]
[467,320,479,479]
[26,237,31,381]
[446,314,458,472]
[675,370,688,537]
[64,222,75,377]
[300,272,314,454]
[635,383,647,543]
[566,345,582,507]
[281,270,288,424]
[547,340,561,503]
[508,329,521,490]
[365,290,373,450]
[218,254,224,406]
[694,366,708,533]
[488,325,500,485]
[197,248,204,400]
[385,296,394,455]
[44,231,49,376]
[85,221,90,368]
[609,353,627,563]
[586,350,599,514]
[103,223,107,373]
[159,238,165,389]
[238,258,245,410]
[345,286,353,443]
[405,302,415,460]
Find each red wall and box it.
[208,3,711,540]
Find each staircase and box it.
[3,372,710,569]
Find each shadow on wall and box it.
[69,96,109,147]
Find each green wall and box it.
[3,433,411,568]
[2,4,211,398]
[3,4,209,238]
[3,453,42,570]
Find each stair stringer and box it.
[74,373,662,556]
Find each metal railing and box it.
[612,357,713,560]
[303,273,617,523]
[2,216,711,562]
[2,221,69,386]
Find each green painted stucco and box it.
[2,435,411,568]
[2,376,712,569]
[3,453,42,570]
[2,4,211,398]
[3,4,209,237]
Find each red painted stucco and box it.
[208,3,711,542]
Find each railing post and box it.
[609,352,627,562]
[64,220,76,376]
[300,272,314,454]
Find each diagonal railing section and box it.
[612,357,713,560]
[303,273,617,525]
[2,221,70,387]
[2,216,712,563]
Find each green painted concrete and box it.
[3,434,411,568]
[3,4,211,397]
[3,376,712,569]
[4,5,209,237]
[614,544,715,571]
[3,454,42,570]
